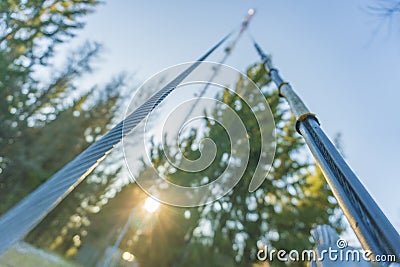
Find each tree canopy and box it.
[1,1,344,266]
[117,63,343,267]
[24,62,343,267]
[0,0,127,214]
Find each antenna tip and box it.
[248,8,255,16]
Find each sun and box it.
[143,197,160,213]
[121,251,135,262]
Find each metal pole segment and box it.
[253,42,400,263]
[299,118,400,262]
[260,53,315,125]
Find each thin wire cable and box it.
[180,10,255,124]
[101,207,136,267]
[170,12,256,267]
[0,31,234,256]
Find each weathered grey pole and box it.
[253,42,400,264]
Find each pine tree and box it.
[0,0,126,216]
[120,63,343,267]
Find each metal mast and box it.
[252,41,400,263]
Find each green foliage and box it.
[0,0,125,216]
[119,63,343,267]
[20,63,343,267]
[0,1,135,264]
[0,2,343,266]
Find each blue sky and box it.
[61,0,400,230]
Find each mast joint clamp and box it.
[295,112,320,134]
[277,81,288,97]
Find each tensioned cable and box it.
[170,11,257,267]
[100,12,257,267]
[249,33,400,263]
[101,207,137,267]
[180,9,255,124]
[0,30,234,256]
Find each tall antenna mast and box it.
[251,40,400,263]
